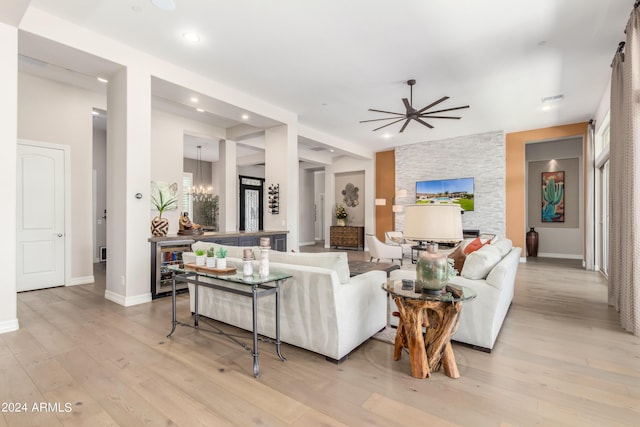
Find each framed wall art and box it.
[541,171,564,222]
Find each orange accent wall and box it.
[505,122,588,250]
[375,150,395,241]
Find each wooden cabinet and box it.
[330,226,364,250]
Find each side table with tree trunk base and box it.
[383,281,477,379]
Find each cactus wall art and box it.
[541,171,565,222]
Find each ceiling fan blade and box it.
[424,105,470,114]
[368,108,405,116]
[414,117,434,129]
[399,118,412,133]
[372,117,406,132]
[402,98,412,111]
[360,117,407,123]
[417,96,449,114]
[419,115,461,120]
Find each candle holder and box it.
[259,238,270,278]
[242,248,254,277]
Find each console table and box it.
[382,280,476,379]
[167,264,292,378]
[330,225,364,250]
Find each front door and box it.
[239,176,264,231]
[16,143,66,292]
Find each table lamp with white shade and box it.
[403,204,463,293]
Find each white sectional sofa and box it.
[182,242,388,361]
[389,238,521,351]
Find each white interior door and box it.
[17,143,66,292]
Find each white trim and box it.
[69,276,94,286]
[0,318,19,334]
[17,139,72,290]
[520,257,527,263]
[104,290,152,307]
[298,241,316,247]
[537,252,583,260]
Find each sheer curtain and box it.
[609,6,640,336]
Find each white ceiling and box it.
[17,0,633,154]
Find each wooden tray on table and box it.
[184,263,237,274]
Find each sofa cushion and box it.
[461,244,502,280]
[492,238,513,258]
[267,250,351,284]
[447,245,466,275]
[463,237,491,254]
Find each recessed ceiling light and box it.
[151,0,176,11]
[329,149,335,153]
[241,114,249,120]
[196,108,205,113]
[182,32,201,43]
[190,96,199,103]
[381,133,394,139]
[97,76,108,83]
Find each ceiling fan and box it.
[360,79,469,133]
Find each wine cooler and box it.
[151,239,194,299]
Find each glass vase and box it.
[416,243,448,294]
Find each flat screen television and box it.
[415,177,474,211]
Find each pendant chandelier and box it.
[191,145,214,203]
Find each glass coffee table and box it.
[167,264,292,378]
[382,279,476,379]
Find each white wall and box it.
[314,170,326,241]
[0,22,19,333]
[299,168,316,245]
[335,171,365,226]
[93,127,107,262]
[18,72,105,284]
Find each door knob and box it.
[57,233,63,237]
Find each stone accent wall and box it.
[395,131,506,236]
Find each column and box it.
[265,124,299,250]
[106,66,152,306]
[218,139,237,232]
[0,23,19,333]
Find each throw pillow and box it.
[463,237,491,254]
[461,245,502,280]
[447,245,466,275]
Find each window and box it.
[182,172,193,217]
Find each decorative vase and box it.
[526,227,539,257]
[151,216,169,236]
[206,257,216,268]
[216,257,227,270]
[195,255,205,266]
[416,243,449,294]
[337,218,346,226]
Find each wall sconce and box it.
[375,198,387,206]
[392,205,403,213]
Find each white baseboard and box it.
[520,257,527,263]
[0,318,19,334]
[299,241,316,247]
[537,252,583,260]
[104,290,152,307]
[69,275,94,286]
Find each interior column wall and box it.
[265,125,299,250]
[219,139,237,232]
[106,66,152,306]
[0,22,19,333]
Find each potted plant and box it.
[206,246,216,268]
[194,249,206,266]
[216,247,228,269]
[150,181,178,236]
[335,204,348,226]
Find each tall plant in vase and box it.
[150,181,178,236]
[335,204,348,226]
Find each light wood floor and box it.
[1,252,639,426]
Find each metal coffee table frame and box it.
[167,265,291,378]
